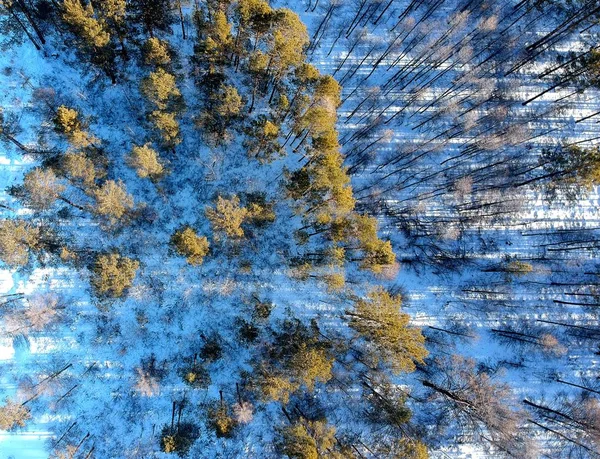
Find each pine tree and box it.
[207,402,236,438]
[141,68,181,110]
[0,219,41,268]
[268,9,309,80]
[91,253,139,297]
[214,84,243,119]
[277,423,318,459]
[61,152,96,186]
[150,110,180,146]
[93,180,134,223]
[205,195,249,239]
[171,227,210,265]
[62,0,110,48]
[53,106,97,150]
[130,0,174,38]
[128,144,164,179]
[0,398,31,430]
[347,287,428,374]
[143,37,171,66]
[22,167,66,211]
[286,342,333,391]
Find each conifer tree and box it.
[61,152,96,186]
[150,110,180,147]
[92,180,134,223]
[22,167,66,211]
[0,219,41,268]
[128,144,164,179]
[171,227,210,265]
[0,398,31,430]
[205,195,249,239]
[91,253,139,298]
[347,287,428,374]
[130,0,174,38]
[143,37,171,66]
[62,0,110,48]
[141,68,181,110]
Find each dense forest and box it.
[0,0,599,458]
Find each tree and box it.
[214,84,243,119]
[150,110,180,146]
[422,355,530,456]
[205,195,249,239]
[542,144,600,198]
[62,0,110,48]
[143,37,171,66]
[53,106,97,150]
[159,421,199,456]
[0,219,41,268]
[171,227,210,265]
[130,0,174,38]
[25,292,61,331]
[347,287,427,374]
[0,398,30,430]
[207,402,236,438]
[277,423,318,459]
[92,180,134,223]
[128,144,164,179]
[91,253,139,298]
[61,152,96,186]
[141,68,181,110]
[21,167,66,211]
[287,342,333,391]
[54,105,82,136]
[268,8,309,80]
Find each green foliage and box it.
[159,423,199,456]
[543,144,600,198]
[0,219,41,268]
[128,144,164,179]
[141,68,181,110]
[22,167,65,210]
[62,0,110,48]
[207,403,236,438]
[348,287,428,374]
[91,253,139,298]
[150,110,181,146]
[179,360,210,389]
[0,398,31,430]
[143,37,171,66]
[277,423,318,459]
[205,195,249,239]
[62,152,96,186]
[93,180,134,222]
[214,84,243,118]
[171,227,210,265]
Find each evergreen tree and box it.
[143,37,171,66]
[92,180,134,223]
[22,167,66,211]
[150,110,180,147]
[205,195,249,239]
[141,68,181,110]
[277,423,318,459]
[171,227,210,265]
[61,152,97,186]
[128,144,164,179]
[347,287,428,374]
[130,0,174,38]
[0,398,31,430]
[91,252,139,297]
[62,0,110,48]
[0,219,41,268]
